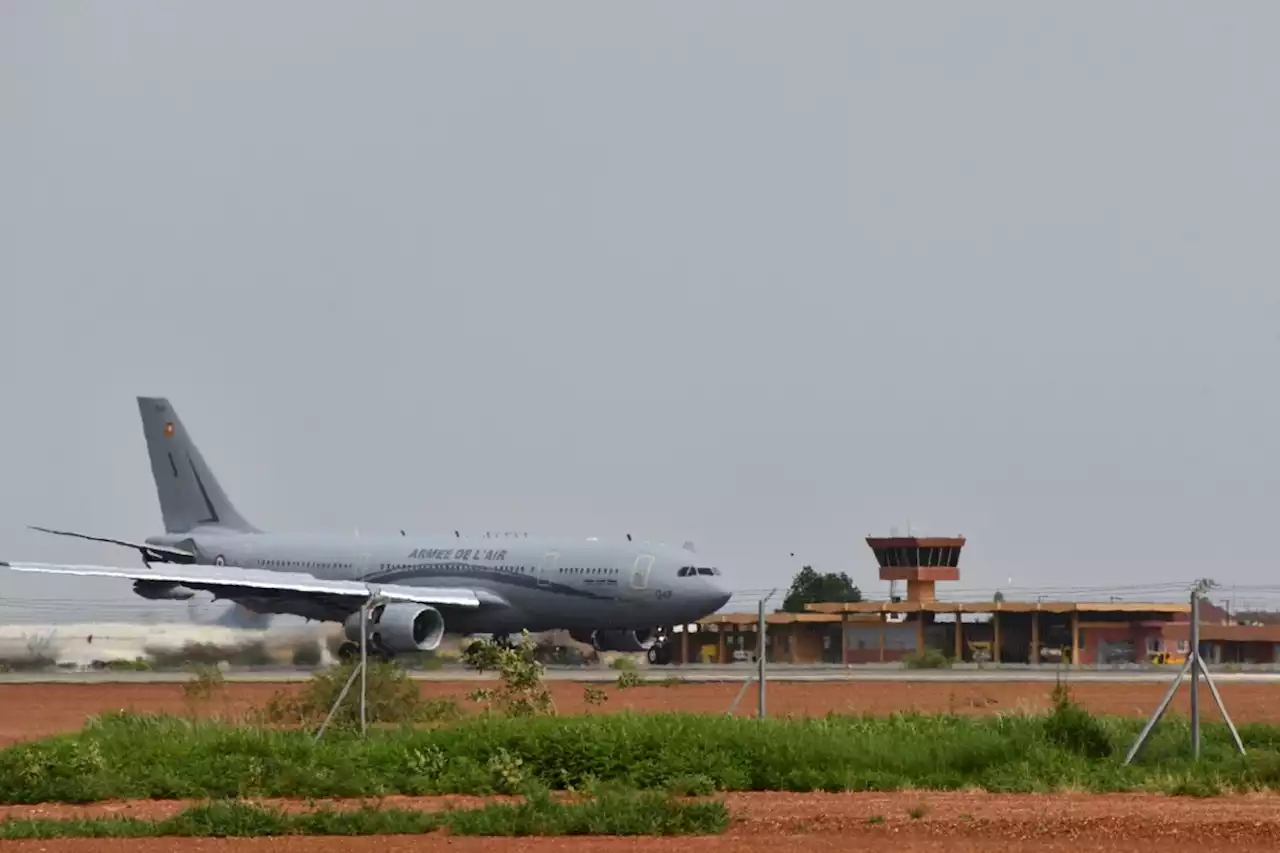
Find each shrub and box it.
[616,671,644,690]
[902,648,952,669]
[258,660,459,730]
[464,632,555,717]
[462,639,506,674]
[94,659,152,672]
[1042,680,1113,759]
[182,664,225,702]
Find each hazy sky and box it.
[4,3,1280,622]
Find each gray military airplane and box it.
[3,397,733,661]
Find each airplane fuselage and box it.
[146,528,732,636]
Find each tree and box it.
[780,565,862,613]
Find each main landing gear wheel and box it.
[337,641,393,663]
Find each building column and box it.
[717,627,726,664]
[954,612,963,661]
[841,614,849,665]
[993,611,1001,663]
[680,625,689,666]
[1031,612,1040,664]
[916,614,925,653]
[879,613,887,663]
[1070,612,1080,668]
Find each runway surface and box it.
[5,663,1280,684]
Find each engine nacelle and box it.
[583,628,656,653]
[344,602,446,653]
[132,579,196,601]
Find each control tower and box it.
[865,535,965,602]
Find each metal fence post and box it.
[1190,589,1200,760]
[360,602,369,737]
[725,588,776,718]
[757,598,766,719]
[315,594,380,743]
[1124,578,1245,765]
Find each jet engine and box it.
[344,602,446,653]
[132,579,196,601]
[571,628,657,652]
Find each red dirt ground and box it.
[0,840,1249,853]
[3,792,1280,851]
[0,679,1276,745]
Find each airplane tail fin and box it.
[137,397,258,535]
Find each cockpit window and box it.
[680,566,720,577]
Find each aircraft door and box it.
[630,554,654,591]
[537,552,558,589]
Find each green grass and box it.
[6,697,1280,803]
[0,789,728,838]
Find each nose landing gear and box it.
[646,636,673,665]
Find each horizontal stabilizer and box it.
[28,526,196,563]
[0,561,483,609]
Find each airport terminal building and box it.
[668,535,1278,667]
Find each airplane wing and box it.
[27,526,197,564]
[0,560,485,610]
